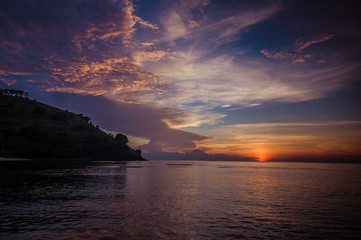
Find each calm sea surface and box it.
[0,160,361,240]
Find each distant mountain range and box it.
[0,90,144,161]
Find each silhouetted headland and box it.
[0,89,145,161]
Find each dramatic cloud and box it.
[0,0,171,103]
[36,92,211,154]
[1,0,360,159]
[43,56,175,103]
[0,0,309,113]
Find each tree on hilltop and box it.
[115,133,128,145]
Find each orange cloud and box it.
[42,56,173,103]
[0,78,16,86]
[260,33,334,63]
[199,121,361,159]
[259,49,294,60]
[134,16,159,30]
[0,0,172,104]
[294,33,334,52]
[130,50,185,66]
[71,0,158,51]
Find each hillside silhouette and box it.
[0,89,144,161]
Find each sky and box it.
[1,0,361,161]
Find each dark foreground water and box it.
[0,160,361,240]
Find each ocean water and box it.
[0,160,360,240]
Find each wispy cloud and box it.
[294,33,334,52]
[134,16,159,30]
[196,3,282,46]
[160,11,188,42]
[130,50,184,66]
[158,0,209,43]
[157,0,281,47]
[259,49,295,61]
[260,33,334,63]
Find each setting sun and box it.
[257,155,269,162]
[255,149,270,162]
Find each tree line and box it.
[0,88,29,98]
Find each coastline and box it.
[0,157,32,161]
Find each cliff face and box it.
[0,94,145,161]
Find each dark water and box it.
[0,160,361,240]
